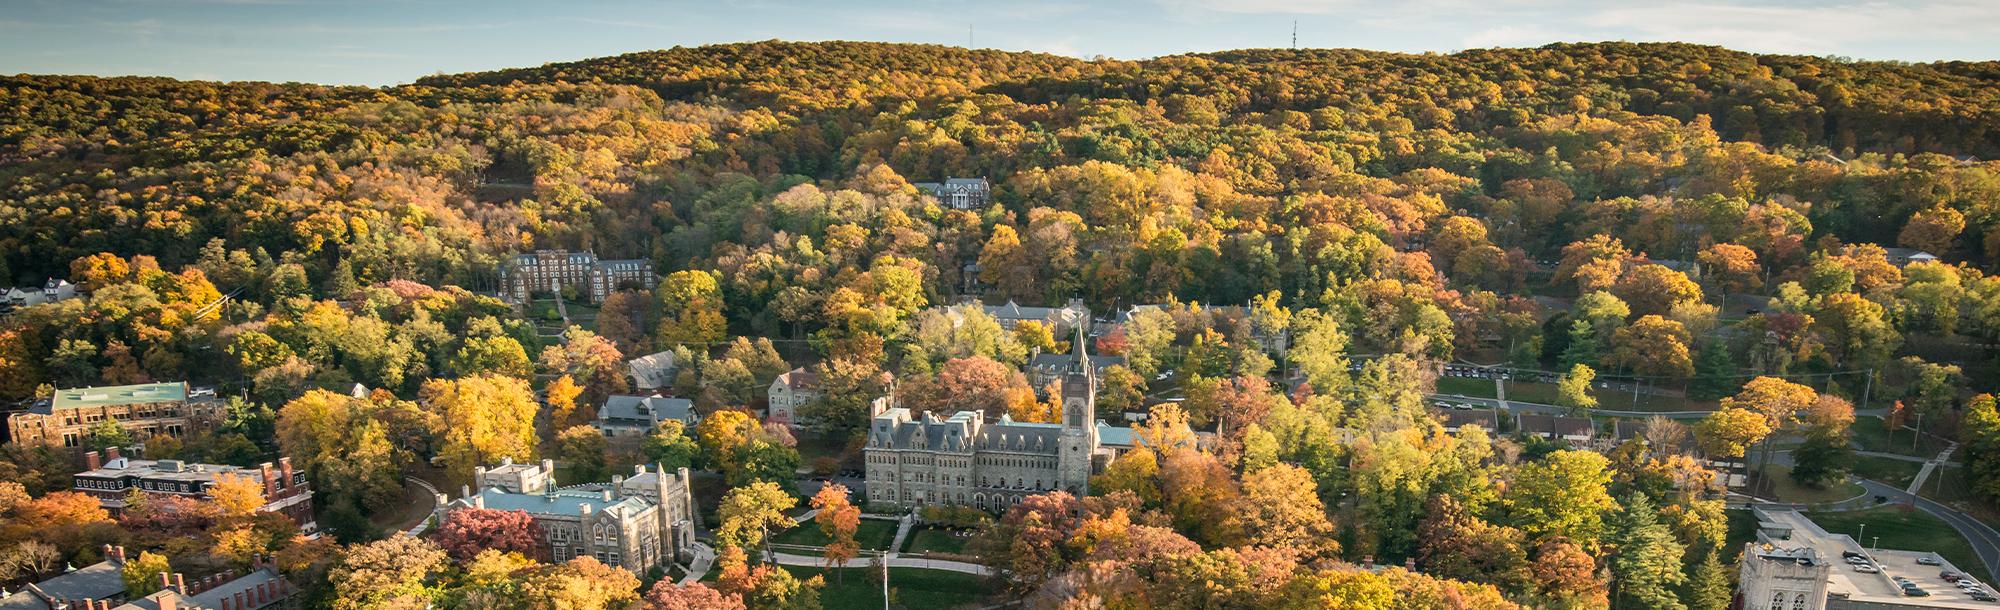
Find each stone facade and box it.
[437,458,698,573]
[766,367,819,429]
[72,450,314,530]
[866,328,1146,512]
[497,250,655,304]
[593,395,698,443]
[1738,543,1829,610]
[7,382,223,451]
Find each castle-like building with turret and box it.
[865,327,1145,512]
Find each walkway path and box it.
[1909,443,1959,494]
[887,514,915,556]
[401,476,441,536]
[766,551,993,576]
[678,542,717,585]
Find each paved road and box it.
[1430,393,1716,419]
[1858,479,2000,583]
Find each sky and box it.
[2,0,1998,86]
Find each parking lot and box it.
[1761,509,1998,607]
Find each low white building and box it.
[767,367,819,429]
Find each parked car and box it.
[1854,565,1880,573]
[1842,551,1865,559]
[1944,571,1963,581]
[1905,588,1931,597]
[1918,556,1943,566]
[1971,592,1997,602]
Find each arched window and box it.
[1768,591,1786,610]
[1792,593,1807,610]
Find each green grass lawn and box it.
[1433,377,1702,412]
[1725,508,1759,552]
[1806,506,1989,577]
[903,526,973,555]
[1764,465,1864,504]
[1850,416,1950,458]
[772,518,900,550]
[1851,456,1925,488]
[703,565,991,609]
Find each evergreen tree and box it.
[1685,549,1732,610]
[1688,341,1742,401]
[1559,319,1599,370]
[1790,434,1852,487]
[1609,493,1687,610]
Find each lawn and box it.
[1433,377,1700,412]
[1851,456,1925,488]
[1850,416,1950,458]
[903,526,973,555]
[1763,465,1864,505]
[1725,508,1760,552]
[1806,506,1989,577]
[702,565,991,609]
[772,518,900,550]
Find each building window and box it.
[1791,593,1806,610]
[1768,591,1786,610]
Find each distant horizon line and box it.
[7,37,1992,88]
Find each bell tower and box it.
[1057,324,1097,495]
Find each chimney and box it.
[85,451,101,471]
[258,462,277,498]
[634,464,646,475]
[112,546,125,564]
[174,573,185,593]
[105,446,120,461]
[278,457,294,491]
[474,466,486,479]
[579,503,592,516]
[256,582,267,605]
[612,475,624,488]
[472,495,485,509]
[677,466,691,486]
[235,591,246,609]
[602,488,613,502]
[220,596,231,610]
[160,572,173,591]
[500,456,513,466]
[540,459,554,475]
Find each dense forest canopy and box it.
[8,39,2000,610]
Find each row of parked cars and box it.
[1844,551,1997,601]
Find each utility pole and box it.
[1861,368,1875,410]
[881,554,890,610]
[1291,20,1298,49]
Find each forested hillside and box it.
[5,40,2000,610]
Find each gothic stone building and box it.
[7,382,223,451]
[865,329,1141,512]
[437,458,698,573]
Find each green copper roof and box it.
[50,382,188,409]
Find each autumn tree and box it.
[1607,315,1694,379]
[810,484,861,578]
[434,508,544,560]
[420,374,539,482]
[540,326,629,404]
[656,270,729,348]
[717,481,796,560]
[556,425,610,483]
[121,551,172,596]
[1694,408,1773,459]
[1239,463,1336,556]
[1696,243,1761,304]
[328,534,448,610]
[1615,264,1704,318]
[644,580,745,610]
[518,556,642,610]
[1505,450,1617,547]
[1556,364,1598,415]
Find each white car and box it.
[1853,565,1880,574]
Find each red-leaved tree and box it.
[433,508,543,560]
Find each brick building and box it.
[497,250,655,304]
[6,383,223,451]
[71,450,314,531]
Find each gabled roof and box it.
[596,395,695,427]
[1517,414,1594,438]
[0,559,124,610]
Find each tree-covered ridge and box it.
[413,40,1106,112]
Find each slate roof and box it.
[0,560,125,610]
[1517,414,1595,438]
[1438,409,1499,432]
[115,568,294,610]
[626,351,679,390]
[775,367,820,391]
[596,395,695,428]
